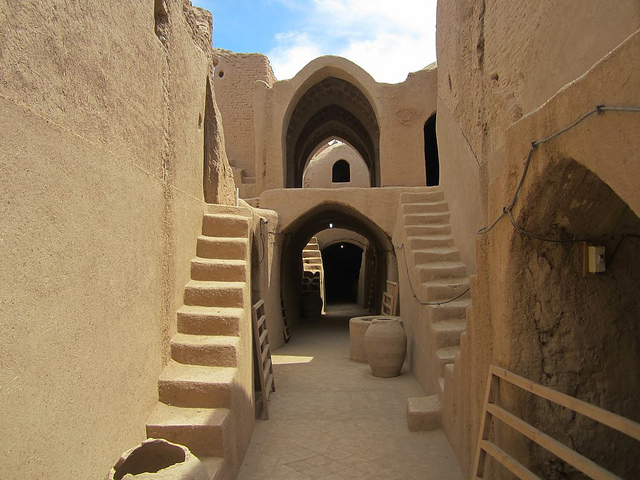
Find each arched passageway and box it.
[280,202,397,328]
[285,76,380,188]
[424,113,439,186]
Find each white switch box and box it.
[585,245,606,274]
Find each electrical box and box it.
[583,243,606,276]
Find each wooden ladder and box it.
[281,296,291,343]
[252,300,275,419]
[381,280,399,316]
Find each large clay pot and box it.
[364,318,407,377]
[349,315,402,362]
[106,438,209,480]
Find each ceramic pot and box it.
[106,438,209,480]
[349,315,402,362]
[364,318,407,377]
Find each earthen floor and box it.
[237,303,464,479]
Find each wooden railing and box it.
[474,365,640,480]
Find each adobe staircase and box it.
[400,189,471,430]
[302,237,323,274]
[146,207,253,480]
[302,237,325,309]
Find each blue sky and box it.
[191,0,437,83]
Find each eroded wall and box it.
[213,50,276,192]
[437,0,640,475]
[0,1,235,478]
[436,0,640,274]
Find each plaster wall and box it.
[248,205,284,350]
[0,1,236,478]
[436,0,640,276]
[392,216,432,394]
[376,65,438,187]
[302,142,370,188]
[439,15,640,477]
[260,187,429,237]
[435,103,484,274]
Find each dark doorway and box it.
[322,243,363,304]
[424,113,439,186]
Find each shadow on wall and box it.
[497,157,640,479]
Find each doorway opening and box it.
[322,242,363,304]
[424,113,439,186]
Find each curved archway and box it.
[280,202,397,325]
[498,157,640,478]
[285,76,380,188]
[302,140,370,188]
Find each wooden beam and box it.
[487,403,623,480]
[479,440,540,480]
[490,366,640,441]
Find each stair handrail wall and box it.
[474,365,640,480]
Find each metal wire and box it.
[478,104,640,242]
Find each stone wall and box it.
[213,50,276,185]
[0,1,235,478]
[436,0,640,476]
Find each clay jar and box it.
[364,318,407,377]
[106,438,209,480]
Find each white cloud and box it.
[269,32,323,80]
[268,0,437,83]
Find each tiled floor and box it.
[237,304,464,480]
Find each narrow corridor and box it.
[238,304,464,479]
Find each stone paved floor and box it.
[237,304,465,480]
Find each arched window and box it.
[332,160,350,183]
